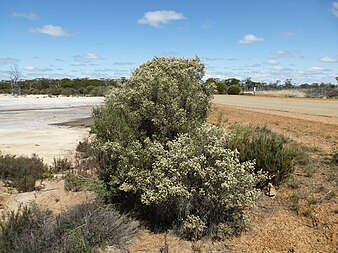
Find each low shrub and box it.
[227,85,241,95]
[51,157,73,173]
[0,152,48,192]
[0,201,138,252]
[226,125,305,185]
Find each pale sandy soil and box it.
[0,179,95,215]
[0,94,104,164]
[0,95,101,218]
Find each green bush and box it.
[91,57,265,239]
[226,125,305,185]
[96,124,265,238]
[92,56,213,144]
[215,82,227,94]
[0,152,48,192]
[0,201,138,252]
[227,85,241,95]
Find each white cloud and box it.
[0,57,19,64]
[303,66,330,75]
[73,53,104,63]
[267,59,280,65]
[201,19,215,30]
[24,66,53,72]
[138,10,186,27]
[12,12,40,20]
[29,25,75,37]
[320,56,338,62]
[332,2,338,17]
[275,50,292,57]
[239,34,265,44]
[274,50,303,58]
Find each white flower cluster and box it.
[119,123,264,210]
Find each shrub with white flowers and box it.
[92,57,264,239]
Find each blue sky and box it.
[0,0,337,84]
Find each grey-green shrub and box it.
[0,201,138,253]
[0,152,48,192]
[92,56,213,144]
[100,124,265,239]
[226,125,304,185]
[91,57,265,239]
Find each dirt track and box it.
[213,95,338,119]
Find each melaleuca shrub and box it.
[91,57,264,239]
[105,124,266,238]
[92,56,214,145]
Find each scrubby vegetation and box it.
[0,201,138,252]
[88,57,272,239]
[225,125,308,186]
[0,152,48,192]
[206,77,338,98]
[0,78,121,96]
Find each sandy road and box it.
[213,95,338,118]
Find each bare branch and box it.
[9,65,21,95]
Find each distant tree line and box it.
[0,75,337,98]
[0,78,125,96]
[205,77,338,98]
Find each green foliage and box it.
[0,201,138,252]
[92,57,265,239]
[92,56,213,144]
[97,123,264,238]
[226,125,305,185]
[181,215,207,240]
[205,78,227,94]
[216,82,227,94]
[227,85,241,95]
[0,78,119,96]
[0,152,48,192]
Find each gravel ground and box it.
[213,95,338,118]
